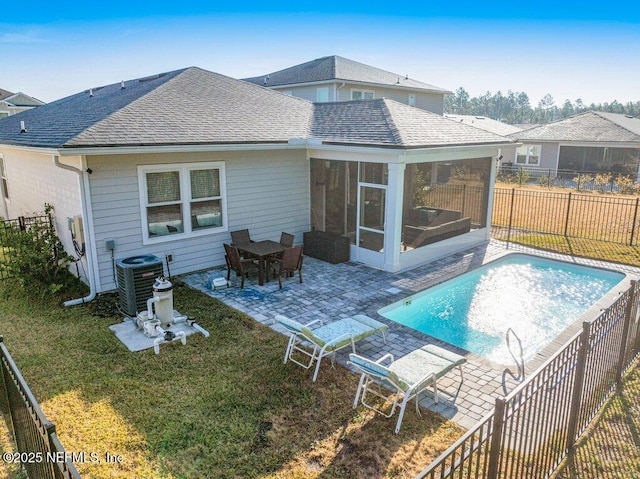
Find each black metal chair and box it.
[223,243,258,289]
[270,246,303,289]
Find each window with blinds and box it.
[138,162,226,243]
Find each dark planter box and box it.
[303,231,350,264]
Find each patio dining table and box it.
[235,240,285,286]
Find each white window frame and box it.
[350,89,375,100]
[138,161,227,245]
[516,144,541,165]
[316,87,329,102]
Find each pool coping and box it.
[180,240,640,430]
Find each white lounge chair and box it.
[349,344,466,433]
[275,314,388,382]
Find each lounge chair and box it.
[275,314,388,382]
[349,344,466,433]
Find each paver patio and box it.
[181,240,640,430]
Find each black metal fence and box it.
[0,336,81,479]
[493,188,640,246]
[415,280,640,479]
[498,165,639,194]
[0,214,52,280]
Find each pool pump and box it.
[135,277,210,354]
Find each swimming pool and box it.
[378,253,626,365]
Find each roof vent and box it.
[121,80,126,89]
[263,74,270,85]
[89,88,93,97]
[625,114,634,119]
[20,120,26,133]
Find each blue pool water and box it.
[379,254,625,364]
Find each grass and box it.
[0,281,463,479]
[551,364,640,478]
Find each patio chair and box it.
[275,314,388,382]
[270,246,303,289]
[348,344,466,433]
[279,232,295,247]
[223,243,258,289]
[230,229,256,259]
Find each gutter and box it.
[52,155,97,306]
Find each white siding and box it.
[335,83,445,114]
[87,149,310,292]
[0,148,86,281]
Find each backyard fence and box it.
[492,188,640,246]
[498,165,639,193]
[415,279,640,479]
[0,336,81,479]
[0,214,52,280]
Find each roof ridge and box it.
[591,110,640,138]
[378,98,405,145]
[66,68,191,144]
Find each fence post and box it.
[506,188,516,244]
[487,397,506,479]
[630,198,639,246]
[18,216,25,231]
[616,281,637,383]
[563,192,572,237]
[566,321,591,447]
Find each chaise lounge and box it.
[275,314,388,381]
[349,344,466,433]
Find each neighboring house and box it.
[445,114,522,167]
[510,111,640,178]
[0,67,512,301]
[0,88,45,118]
[243,55,451,114]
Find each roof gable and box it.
[243,55,450,93]
[512,111,640,143]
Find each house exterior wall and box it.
[87,148,310,293]
[272,83,445,114]
[0,148,86,280]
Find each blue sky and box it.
[2,1,638,107]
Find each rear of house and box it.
[0,66,512,298]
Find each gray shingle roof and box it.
[0,88,14,101]
[0,67,510,150]
[445,114,522,137]
[0,68,313,148]
[313,99,511,148]
[243,55,450,93]
[512,111,640,143]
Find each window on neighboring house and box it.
[516,145,541,165]
[351,89,375,100]
[316,87,329,102]
[138,162,226,243]
[408,94,416,107]
[0,155,8,200]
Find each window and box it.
[0,155,8,200]
[316,87,329,102]
[138,162,226,243]
[408,94,416,107]
[351,89,375,100]
[516,145,541,165]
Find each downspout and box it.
[52,155,97,306]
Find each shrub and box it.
[0,204,76,296]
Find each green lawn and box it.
[0,282,462,479]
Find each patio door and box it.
[355,184,386,267]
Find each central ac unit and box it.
[116,255,164,316]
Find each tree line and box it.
[444,87,640,125]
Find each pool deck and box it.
[181,240,640,430]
